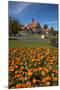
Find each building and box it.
[20,19,52,36]
[25,19,37,32]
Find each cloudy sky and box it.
[8,1,58,30]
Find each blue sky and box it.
[8,1,58,30]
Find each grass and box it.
[9,34,57,48]
[25,34,41,39]
[9,39,54,48]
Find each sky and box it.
[8,1,58,30]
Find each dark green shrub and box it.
[50,38,58,47]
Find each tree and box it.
[51,27,55,35]
[9,18,22,36]
[50,27,58,36]
[36,22,41,33]
[51,27,54,32]
[44,24,48,29]
[37,22,41,28]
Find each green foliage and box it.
[44,24,48,29]
[36,22,41,29]
[54,64,58,70]
[9,18,22,36]
[50,38,58,47]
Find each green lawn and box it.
[9,39,54,48]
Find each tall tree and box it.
[51,27,54,32]
[44,24,48,29]
[36,22,41,33]
[36,22,41,29]
[51,27,58,36]
[9,18,22,36]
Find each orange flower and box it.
[42,76,51,83]
[37,54,42,59]
[52,70,58,74]
[9,66,14,72]
[28,76,30,80]
[28,70,32,76]
[9,48,58,88]
[15,70,18,74]
[53,77,58,81]
[45,48,49,55]
[20,77,25,81]
[38,67,43,71]
[43,67,49,73]
[32,79,36,84]
[16,74,21,78]
[45,81,50,86]
[15,84,22,88]
[20,66,24,70]
[16,84,21,88]
[32,58,36,62]
[15,65,19,69]
[33,68,38,72]
[21,84,26,88]
[25,82,31,87]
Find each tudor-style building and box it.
[25,19,37,32]
[19,19,51,36]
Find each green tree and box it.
[9,18,22,36]
[36,22,41,33]
[50,27,58,36]
[36,22,41,29]
[51,27,54,32]
[44,24,48,29]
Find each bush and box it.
[50,38,58,47]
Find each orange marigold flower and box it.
[37,54,42,59]
[28,70,32,76]
[43,67,49,73]
[20,66,24,70]
[42,76,51,83]
[15,65,19,69]
[38,67,43,71]
[20,77,25,81]
[16,84,21,88]
[32,79,36,84]
[32,58,36,62]
[53,77,58,81]
[25,82,31,87]
[16,74,21,78]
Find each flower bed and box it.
[9,48,58,88]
